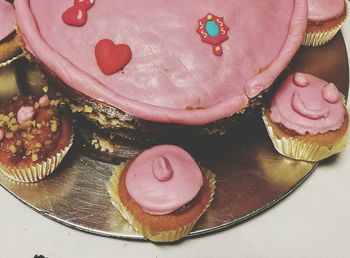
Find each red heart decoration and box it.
[95,39,132,75]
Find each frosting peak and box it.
[152,156,173,182]
[125,145,203,215]
[269,73,346,135]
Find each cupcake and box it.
[262,73,348,162]
[0,0,22,68]
[303,0,348,47]
[0,95,73,182]
[107,145,216,242]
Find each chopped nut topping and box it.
[9,118,17,125]
[84,105,93,113]
[43,86,49,93]
[31,154,38,162]
[8,112,14,118]
[5,132,14,139]
[10,125,19,132]
[44,140,52,146]
[8,145,17,153]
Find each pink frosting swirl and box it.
[0,1,16,40]
[308,0,345,22]
[269,73,346,135]
[125,145,203,215]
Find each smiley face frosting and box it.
[14,0,307,125]
[125,145,203,215]
[0,1,16,40]
[269,73,346,135]
[308,0,345,22]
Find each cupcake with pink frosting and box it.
[107,145,216,242]
[303,0,348,47]
[0,95,73,182]
[0,0,21,68]
[263,73,348,161]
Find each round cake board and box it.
[0,32,348,240]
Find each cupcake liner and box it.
[262,113,348,162]
[107,162,216,242]
[303,1,348,47]
[0,52,25,68]
[0,132,74,183]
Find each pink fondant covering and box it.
[125,145,203,215]
[269,73,346,135]
[308,0,345,22]
[14,0,307,125]
[0,1,16,40]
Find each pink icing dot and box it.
[322,83,341,104]
[0,129,4,142]
[17,106,35,125]
[152,156,173,182]
[39,95,50,107]
[293,73,309,87]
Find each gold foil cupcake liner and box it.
[107,162,216,242]
[0,133,74,183]
[262,113,348,162]
[0,52,25,68]
[303,1,348,47]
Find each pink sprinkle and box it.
[0,129,4,142]
[17,106,36,125]
[39,95,50,107]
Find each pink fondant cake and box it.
[14,0,307,125]
[0,1,16,40]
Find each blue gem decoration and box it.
[205,21,220,38]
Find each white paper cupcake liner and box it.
[262,113,348,162]
[107,162,216,242]
[0,133,74,183]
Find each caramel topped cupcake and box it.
[107,145,216,242]
[0,95,73,182]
